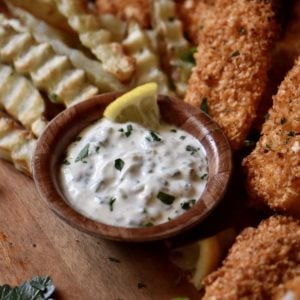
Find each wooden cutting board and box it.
[0,159,200,299]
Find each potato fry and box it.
[0,63,47,137]
[0,18,99,107]
[4,4,125,92]
[54,0,135,82]
[152,0,193,96]
[123,21,170,94]
[5,0,72,33]
[0,110,36,175]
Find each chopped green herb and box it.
[168,217,172,221]
[144,222,153,227]
[137,282,147,289]
[180,135,186,140]
[74,136,82,142]
[63,159,70,165]
[287,131,295,137]
[170,128,177,133]
[181,199,196,210]
[180,47,197,64]
[114,158,125,171]
[200,97,209,114]
[146,131,162,142]
[186,145,200,155]
[280,117,287,125]
[49,93,59,102]
[95,146,100,153]
[244,139,256,147]
[157,191,175,205]
[231,50,240,57]
[119,124,133,137]
[108,197,116,211]
[201,173,208,180]
[75,143,90,163]
[108,257,120,263]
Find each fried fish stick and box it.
[184,0,279,150]
[96,0,151,29]
[0,110,36,175]
[203,216,300,299]
[243,57,300,216]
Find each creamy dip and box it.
[60,119,208,227]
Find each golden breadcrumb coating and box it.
[203,216,300,299]
[184,0,279,150]
[274,277,300,300]
[96,0,150,28]
[175,0,215,44]
[243,57,300,216]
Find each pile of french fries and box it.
[0,0,195,175]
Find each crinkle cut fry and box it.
[203,215,300,299]
[243,56,300,216]
[55,0,135,83]
[0,110,36,176]
[96,0,151,29]
[184,0,279,150]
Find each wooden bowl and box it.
[33,92,232,242]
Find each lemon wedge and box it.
[103,82,160,128]
[170,228,236,290]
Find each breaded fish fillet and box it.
[203,216,300,299]
[184,0,279,150]
[96,0,151,28]
[175,0,215,44]
[243,57,300,216]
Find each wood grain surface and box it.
[0,159,200,299]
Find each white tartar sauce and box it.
[60,119,208,227]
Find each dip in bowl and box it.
[33,92,232,241]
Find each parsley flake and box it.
[180,47,197,64]
[181,199,196,210]
[200,97,209,114]
[146,131,162,142]
[63,159,70,165]
[186,145,200,155]
[75,143,90,163]
[170,129,177,133]
[201,173,208,180]
[157,191,175,205]
[49,93,59,102]
[119,124,133,137]
[180,135,186,140]
[231,50,240,57]
[108,197,116,211]
[114,158,125,171]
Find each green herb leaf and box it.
[200,173,208,180]
[180,47,197,64]
[231,50,240,57]
[186,145,200,155]
[108,257,120,263]
[109,197,116,211]
[146,131,162,142]
[180,136,186,140]
[63,159,70,165]
[119,124,133,137]
[181,199,196,210]
[75,143,90,163]
[200,97,209,114]
[114,158,125,171]
[157,191,175,205]
[74,136,82,142]
[0,276,55,300]
[143,222,153,227]
[95,146,100,153]
[170,129,177,133]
